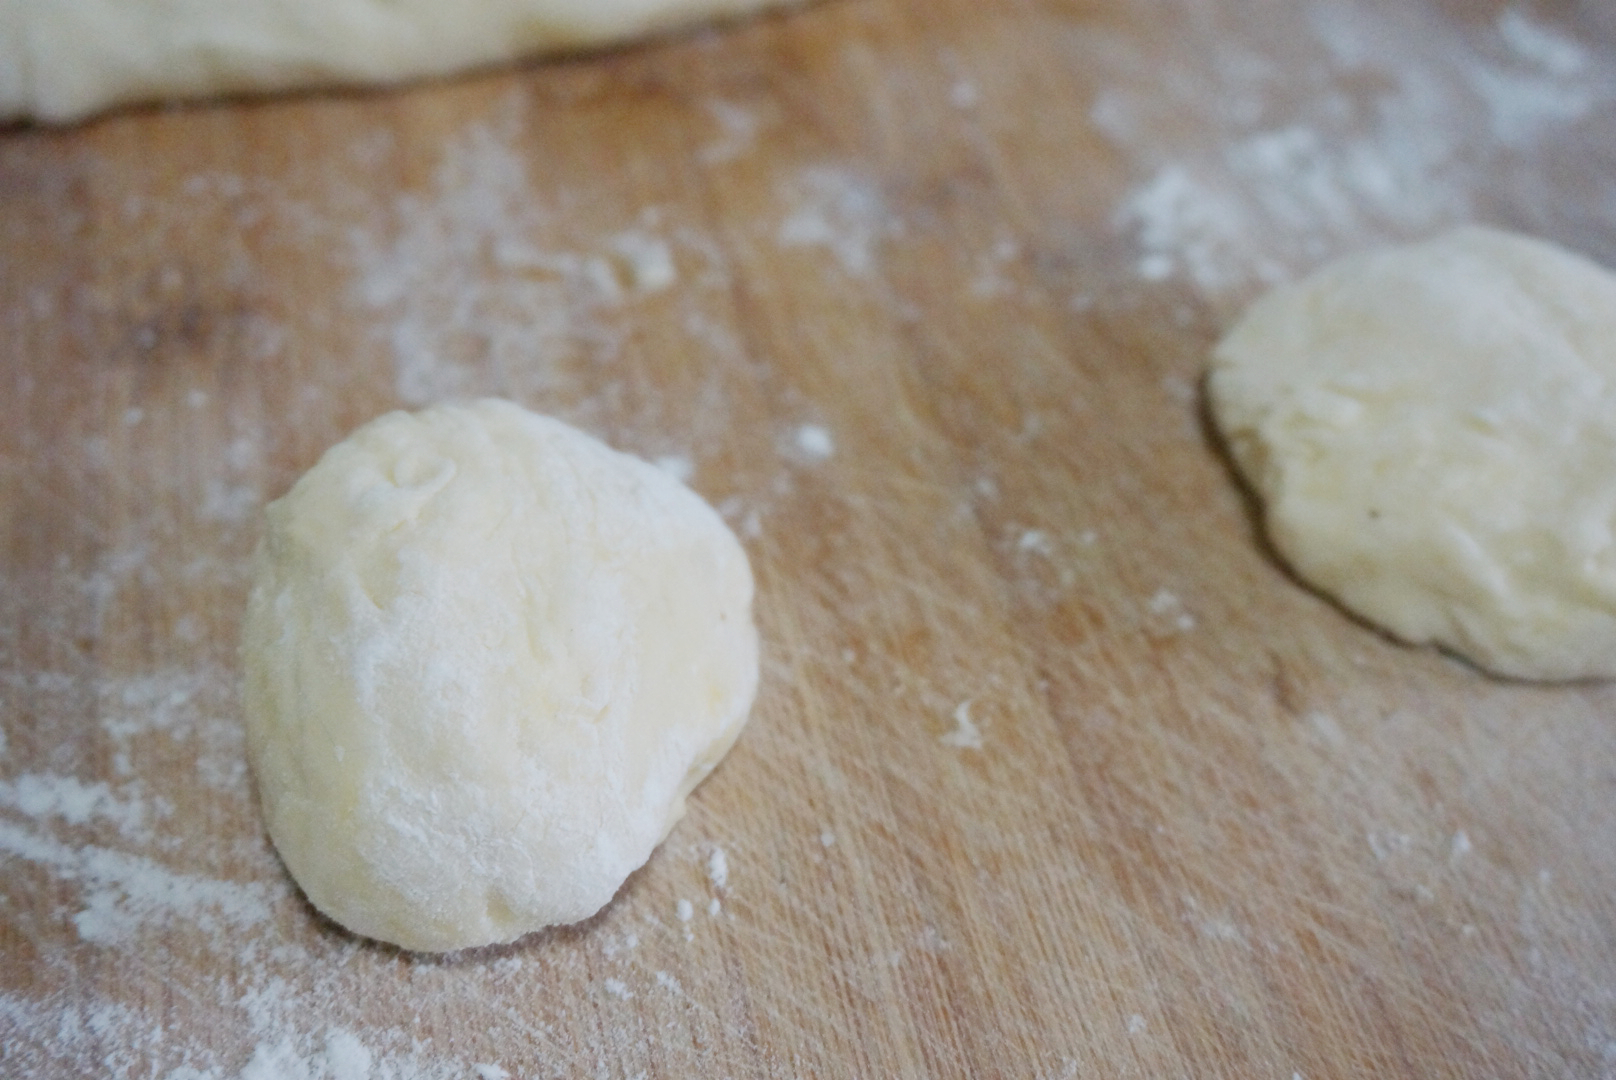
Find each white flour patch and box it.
[1095,3,1614,292]
[349,104,702,410]
[700,99,763,164]
[1306,711,1346,749]
[969,237,1021,299]
[0,820,276,945]
[793,424,836,461]
[1475,9,1598,144]
[1367,829,1415,862]
[949,79,981,110]
[0,774,149,838]
[1497,10,1587,78]
[607,229,678,295]
[1147,589,1196,632]
[351,116,610,405]
[236,1029,377,1080]
[941,700,984,751]
[322,1029,375,1080]
[706,846,729,891]
[1113,124,1453,292]
[777,166,901,278]
[95,666,248,794]
[1018,529,1054,556]
[198,477,260,527]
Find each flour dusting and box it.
[348,104,708,410]
[700,99,763,164]
[793,423,836,462]
[0,773,148,836]
[1098,3,1614,292]
[778,166,901,278]
[706,846,730,891]
[941,700,984,750]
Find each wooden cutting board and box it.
[3,0,1614,1076]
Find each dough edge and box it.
[2,0,805,123]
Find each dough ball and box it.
[3,0,800,123]
[242,399,758,951]
[1209,227,1616,681]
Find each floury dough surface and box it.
[1209,227,1616,681]
[0,0,799,123]
[241,400,759,952]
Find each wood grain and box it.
[3,0,1614,1077]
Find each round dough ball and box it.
[1209,227,1616,681]
[242,399,758,951]
[2,0,800,124]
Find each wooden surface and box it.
[4,1,1616,1077]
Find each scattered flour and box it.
[607,229,678,294]
[0,773,148,837]
[777,166,901,278]
[1,622,697,1078]
[949,79,980,110]
[350,103,700,409]
[1497,10,1587,78]
[793,424,836,461]
[676,898,695,923]
[941,700,984,751]
[1306,711,1346,749]
[0,820,277,944]
[1367,829,1415,862]
[1017,529,1054,556]
[706,846,730,891]
[1146,589,1196,632]
[351,116,618,405]
[700,99,763,164]
[969,238,1021,299]
[235,1029,377,1080]
[1098,4,1614,292]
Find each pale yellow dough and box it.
[242,400,758,951]
[1,0,799,123]
[1210,227,1616,681]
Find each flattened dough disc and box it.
[1209,227,1616,681]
